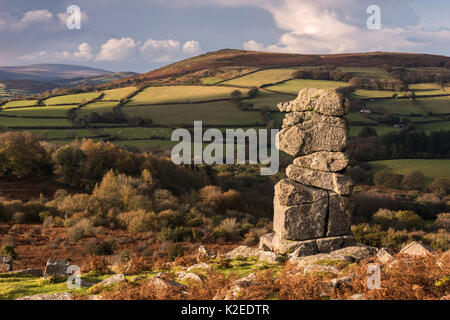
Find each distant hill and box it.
[0,64,138,97]
[110,49,450,86]
[0,64,112,82]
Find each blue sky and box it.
[0,0,449,72]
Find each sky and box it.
[0,0,449,73]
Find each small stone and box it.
[286,165,353,196]
[148,276,187,293]
[349,294,365,300]
[330,245,378,262]
[16,292,73,300]
[96,274,126,287]
[330,276,352,288]
[399,241,431,257]
[226,245,282,263]
[303,264,339,275]
[293,151,349,172]
[176,272,202,283]
[187,262,212,273]
[376,248,395,264]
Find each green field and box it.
[223,68,298,87]
[351,89,403,99]
[409,83,448,96]
[349,125,403,137]
[201,77,223,85]
[101,86,137,100]
[266,79,349,95]
[415,96,450,114]
[346,112,377,123]
[101,127,173,139]
[338,67,391,80]
[122,101,264,126]
[128,86,248,105]
[43,92,102,105]
[414,121,450,133]
[366,99,423,115]
[113,139,177,149]
[77,101,118,116]
[2,100,38,108]
[1,105,77,118]
[244,91,292,111]
[368,159,450,184]
[0,117,72,127]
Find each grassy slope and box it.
[368,159,450,184]
[128,86,249,105]
[2,100,38,108]
[101,86,137,101]
[43,92,102,105]
[1,105,77,118]
[266,79,349,95]
[223,68,298,87]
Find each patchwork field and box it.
[122,101,264,126]
[351,89,403,99]
[368,159,450,184]
[338,67,391,80]
[416,96,450,114]
[1,100,38,108]
[366,99,424,115]
[77,101,118,116]
[1,105,76,118]
[0,116,72,127]
[128,86,249,106]
[346,112,377,123]
[244,91,292,111]
[266,79,349,95]
[101,127,173,139]
[409,83,448,96]
[43,92,102,105]
[101,86,137,101]
[18,128,99,139]
[223,68,298,87]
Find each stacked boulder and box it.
[260,89,355,256]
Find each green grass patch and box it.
[338,67,391,80]
[366,99,423,115]
[346,112,377,123]
[351,89,403,99]
[128,86,249,105]
[43,92,102,105]
[2,100,38,108]
[17,128,98,139]
[244,91,292,111]
[368,159,450,185]
[414,121,450,133]
[416,96,450,114]
[266,79,349,95]
[223,68,298,87]
[1,105,77,118]
[201,77,223,85]
[77,101,118,116]
[101,86,137,101]
[122,101,264,126]
[0,117,72,127]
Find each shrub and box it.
[358,127,377,138]
[1,245,17,259]
[67,225,85,243]
[159,226,190,242]
[118,209,157,234]
[348,166,365,184]
[435,213,450,232]
[402,170,425,190]
[168,243,182,261]
[351,224,386,248]
[372,209,424,230]
[373,169,403,189]
[429,177,450,196]
[84,239,115,256]
[12,212,26,224]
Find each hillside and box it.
[0,64,112,82]
[110,49,450,86]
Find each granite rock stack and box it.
[260,89,356,256]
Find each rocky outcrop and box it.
[43,259,71,279]
[260,88,354,256]
[16,292,74,300]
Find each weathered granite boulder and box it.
[0,255,13,273]
[43,258,71,279]
[293,151,349,172]
[274,198,328,240]
[97,274,125,287]
[376,247,395,264]
[274,178,328,206]
[277,89,348,116]
[326,193,353,237]
[176,272,202,283]
[286,165,353,195]
[187,262,211,273]
[225,245,282,263]
[278,112,347,157]
[399,241,431,257]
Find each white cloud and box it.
[182,40,202,55]
[95,37,138,61]
[13,10,53,30]
[140,39,180,62]
[19,42,93,62]
[73,42,94,61]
